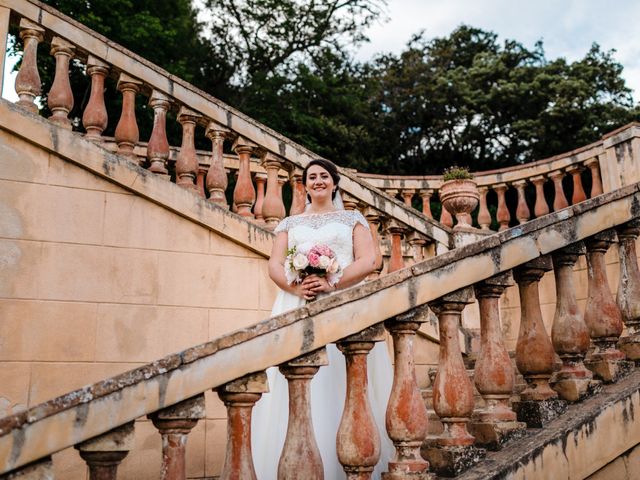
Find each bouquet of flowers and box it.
[284,244,342,287]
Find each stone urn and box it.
[439,179,480,230]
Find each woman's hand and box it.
[301,274,336,299]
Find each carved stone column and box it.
[253,173,267,223]
[205,123,230,208]
[567,165,587,204]
[549,244,596,402]
[149,395,205,480]
[423,287,485,477]
[512,257,566,427]
[175,107,201,191]
[337,324,386,480]
[15,19,44,112]
[401,189,415,208]
[513,180,530,224]
[419,189,433,219]
[146,90,171,177]
[549,171,568,211]
[76,422,135,480]
[289,171,306,216]
[196,168,207,197]
[470,273,526,450]
[617,221,640,362]
[217,372,269,480]
[2,457,54,479]
[82,56,109,140]
[584,231,632,382]
[477,186,491,230]
[47,37,75,128]
[494,184,510,231]
[114,73,142,159]
[364,208,384,280]
[232,138,257,217]
[531,176,550,218]
[278,348,329,480]
[386,220,406,273]
[383,306,432,480]
[261,153,287,228]
[585,158,603,197]
[407,232,427,265]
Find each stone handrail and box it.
[2,182,639,477]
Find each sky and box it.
[3,0,640,101]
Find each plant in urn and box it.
[439,166,479,230]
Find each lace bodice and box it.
[274,210,369,269]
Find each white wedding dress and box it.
[252,210,394,479]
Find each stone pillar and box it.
[513,180,530,224]
[47,37,75,128]
[205,123,230,208]
[364,208,384,280]
[15,19,44,113]
[277,348,329,480]
[175,107,201,191]
[585,158,603,197]
[550,244,595,402]
[253,173,267,223]
[386,220,406,273]
[114,73,142,159]
[196,168,207,198]
[217,372,269,480]
[419,189,433,219]
[146,90,171,177]
[494,184,510,231]
[232,138,257,217]
[261,154,287,228]
[584,231,632,382]
[82,56,110,140]
[407,232,427,264]
[1,458,54,480]
[383,306,432,480]
[477,186,491,230]
[336,324,386,480]
[289,171,306,216]
[512,257,566,427]
[423,287,485,477]
[531,176,550,218]
[617,221,640,362]
[567,165,587,204]
[401,189,415,208]
[549,171,568,211]
[470,273,526,450]
[76,422,135,480]
[149,395,205,480]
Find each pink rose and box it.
[308,252,320,267]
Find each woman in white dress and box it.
[252,159,394,479]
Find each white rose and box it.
[292,252,309,270]
[327,258,340,274]
[318,255,331,269]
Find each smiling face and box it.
[305,164,335,204]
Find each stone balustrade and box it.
[2,183,640,478]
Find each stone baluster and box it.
[76,422,135,480]
[407,232,427,264]
[549,244,594,402]
[253,173,267,223]
[585,158,603,197]
[617,221,640,362]
[175,107,201,191]
[383,306,431,479]
[278,348,329,479]
[336,324,385,480]
[196,168,207,197]
[47,37,75,128]
[2,457,53,479]
[494,184,510,231]
[277,176,287,216]
[386,220,406,273]
[567,166,587,204]
[114,73,142,159]
[232,138,257,217]
[289,171,306,216]
[477,186,492,230]
[205,123,230,208]
[386,188,399,201]
[364,208,384,280]
[82,56,109,140]
[419,189,433,219]
[584,231,631,382]
[439,200,454,228]
[146,90,171,177]
[513,180,530,224]
[531,176,550,218]
[470,273,526,450]
[217,372,269,480]
[261,154,287,228]
[149,395,205,480]
[0,7,9,93]
[14,19,44,113]
[423,287,484,477]
[401,189,415,208]
[512,257,566,427]
[342,192,360,211]
[549,171,569,211]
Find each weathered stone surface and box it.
[421,444,486,477]
[76,422,135,452]
[512,398,567,428]
[468,421,527,451]
[0,457,53,480]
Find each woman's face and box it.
[305,164,335,204]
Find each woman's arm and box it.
[268,231,313,300]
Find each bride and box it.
[251,159,394,479]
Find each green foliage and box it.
[442,166,473,181]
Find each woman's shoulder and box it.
[274,210,369,233]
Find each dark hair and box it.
[302,159,341,200]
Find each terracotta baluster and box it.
[114,73,142,159]
[470,273,526,450]
[76,422,135,480]
[407,231,427,264]
[549,244,594,402]
[617,221,640,362]
[217,372,269,480]
[513,180,530,224]
[197,167,207,198]
[14,19,44,113]
[383,306,431,478]
[386,220,406,273]
[277,176,287,217]
[205,123,230,208]
[494,184,510,231]
[364,208,384,280]
[512,257,566,427]
[419,189,433,219]
[530,176,550,218]
[584,231,630,382]
[278,348,329,479]
[232,138,257,217]
[47,37,75,128]
[146,90,171,177]
[477,186,492,230]
[253,173,267,223]
[340,192,359,211]
[261,154,286,228]
[336,324,385,480]
[549,171,569,211]
[149,395,205,480]
[401,189,415,208]
[175,107,201,191]
[289,171,306,216]
[567,166,587,204]
[585,158,603,197]
[2,457,53,479]
[386,188,399,201]
[439,201,454,228]
[82,56,109,140]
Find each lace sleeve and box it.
[351,211,370,230]
[273,217,290,233]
